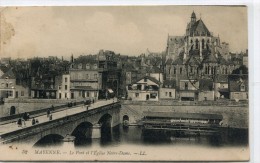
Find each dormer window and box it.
[78,63,82,69]
[240,83,245,91]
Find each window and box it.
[240,84,245,91]
[174,67,176,74]
[135,93,139,97]
[165,92,168,96]
[78,63,82,69]
[87,92,90,97]
[86,74,89,79]
[202,39,205,49]
[185,82,188,90]
[65,77,67,82]
[21,91,24,96]
[169,92,172,97]
[94,74,97,79]
[195,39,199,49]
[65,85,68,90]
[6,83,8,88]
[168,68,171,74]
[150,93,157,99]
[190,67,193,73]
[94,91,97,97]
[180,67,182,74]
[65,93,67,98]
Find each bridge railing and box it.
[0,102,121,144]
[0,101,85,125]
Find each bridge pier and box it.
[92,124,101,139]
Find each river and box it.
[35,125,248,147]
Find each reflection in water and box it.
[34,125,248,148]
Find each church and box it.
[164,11,241,101]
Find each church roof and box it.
[172,56,184,65]
[167,36,185,45]
[165,58,173,65]
[202,53,218,63]
[186,55,201,65]
[189,19,211,36]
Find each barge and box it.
[142,111,223,136]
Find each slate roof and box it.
[168,36,185,45]
[172,55,184,65]
[136,76,161,85]
[165,58,173,65]
[0,69,16,79]
[186,55,201,66]
[202,53,218,63]
[163,80,176,88]
[229,75,248,92]
[147,66,163,73]
[215,74,229,83]
[189,19,211,36]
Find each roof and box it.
[136,76,161,85]
[143,111,223,120]
[202,53,218,63]
[168,36,185,45]
[172,55,184,65]
[229,75,248,92]
[189,19,211,36]
[163,80,176,88]
[215,75,229,83]
[165,58,173,65]
[147,66,163,73]
[0,69,16,79]
[186,55,201,65]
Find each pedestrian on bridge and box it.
[17,118,22,127]
[32,117,36,125]
[47,109,51,118]
[49,114,52,121]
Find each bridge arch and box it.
[34,134,64,147]
[98,113,113,128]
[71,121,93,139]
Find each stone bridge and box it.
[0,102,121,146]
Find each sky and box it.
[0,6,248,59]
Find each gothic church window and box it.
[202,39,205,49]
[196,39,199,49]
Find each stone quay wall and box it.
[120,100,248,129]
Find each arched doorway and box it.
[10,106,16,115]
